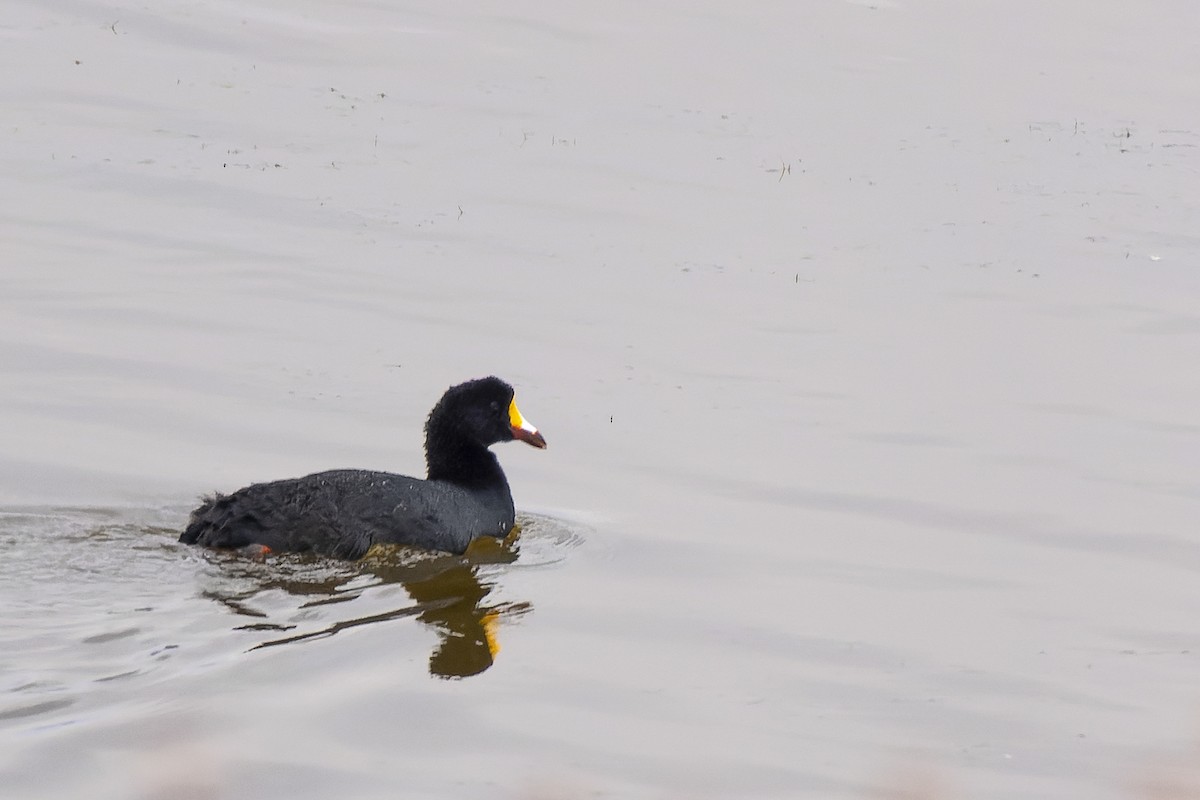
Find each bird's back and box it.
[181,469,514,558]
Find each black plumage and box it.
[179,377,546,558]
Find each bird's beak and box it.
[508,398,547,449]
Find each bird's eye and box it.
[489,401,500,411]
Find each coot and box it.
[179,376,546,558]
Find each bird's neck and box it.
[426,438,507,488]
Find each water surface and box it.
[2,1,1199,798]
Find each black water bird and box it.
[179,377,546,559]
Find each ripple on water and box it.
[194,511,587,675]
[0,506,586,733]
[507,510,588,566]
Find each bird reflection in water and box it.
[199,527,529,679]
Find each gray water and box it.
[2,1,1199,797]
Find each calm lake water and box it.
[2,1,1198,798]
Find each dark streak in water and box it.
[0,698,75,721]
[82,628,141,644]
[251,602,425,650]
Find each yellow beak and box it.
[508,398,547,449]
